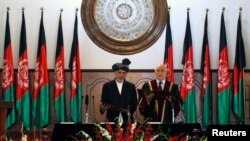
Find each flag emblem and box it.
[2,60,14,89]
[34,62,45,88]
[218,59,229,90]
[71,61,77,89]
[181,60,194,91]
[55,60,64,89]
[202,62,209,89]
[17,59,29,88]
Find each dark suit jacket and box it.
[138,80,183,123]
[100,79,137,124]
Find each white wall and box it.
[0,0,249,70]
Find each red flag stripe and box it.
[164,12,174,82]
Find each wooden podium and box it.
[0,101,13,140]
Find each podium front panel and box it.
[51,123,202,141]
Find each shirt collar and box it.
[156,79,165,84]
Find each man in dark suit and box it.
[100,58,137,125]
[138,64,184,123]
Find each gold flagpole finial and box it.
[239,7,242,20]
[75,8,78,15]
[7,7,10,11]
[60,8,63,13]
[22,7,25,11]
[60,8,63,17]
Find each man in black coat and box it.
[138,64,184,123]
[100,58,137,125]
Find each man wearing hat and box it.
[138,64,184,123]
[100,58,137,125]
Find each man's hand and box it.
[100,103,111,113]
[145,92,155,102]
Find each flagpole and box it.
[204,8,214,126]
[75,7,83,124]
[239,7,243,125]
[39,7,43,141]
[239,7,246,125]
[5,6,11,140]
[20,8,25,140]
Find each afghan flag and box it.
[233,12,246,124]
[16,10,31,130]
[200,12,211,129]
[2,9,16,129]
[163,11,174,82]
[54,13,65,122]
[69,12,82,123]
[180,10,197,123]
[31,10,49,129]
[217,11,230,125]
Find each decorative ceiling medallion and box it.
[81,0,168,55]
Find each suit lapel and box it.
[163,81,171,93]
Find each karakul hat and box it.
[112,58,131,72]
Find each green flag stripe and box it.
[202,83,211,129]
[3,84,16,129]
[54,92,65,122]
[16,91,30,130]
[32,84,49,129]
[70,84,82,123]
[182,89,197,123]
[217,87,230,124]
[233,79,244,124]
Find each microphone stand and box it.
[85,95,89,123]
[92,96,96,122]
[85,107,88,123]
[169,96,175,123]
[127,105,131,123]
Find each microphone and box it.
[85,95,89,105]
